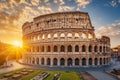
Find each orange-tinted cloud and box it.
[95,22,120,47]
[0,0,93,44]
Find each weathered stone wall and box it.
[22,11,111,67]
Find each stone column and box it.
[39,46,41,52]
[65,45,67,53]
[58,58,60,66]
[34,57,37,65]
[73,58,75,66]
[86,58,88,66]
[98,58,100,66]
[44,58,47,66]
[58,45,60,53]
[51,45,53,53]
[39,57,41,65]
[97,46,99,53]
[65,59,67,66]
[80,58,82,66]
[44,45,47,52]
[86,45,88,53]
[73,45,74,53]
[92,58,95,66]
[92,45,94,53]
[51,58,53,66]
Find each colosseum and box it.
[22,11,111,67]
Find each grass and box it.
[0,68,24,78]
[20,69,41,80]
[60,71,80,80]
[43,70,81,80]
[0,68,82,80]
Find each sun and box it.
[13,41,22,48]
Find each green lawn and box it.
[44,70,81,80]
[0,68,24,79]
[20,69,41,80]
[0,68,82,80]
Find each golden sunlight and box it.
[13,41,22,48]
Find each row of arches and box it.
[26,57,110,66]
[29,45,110,53]
[27,32,95,41]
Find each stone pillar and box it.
[58,45,60,53]
[39,46,41,52]
[30,57,32,65]
[86,45,88,53]
[65,59,67,66]
[98,58,100,66]
[102,46,103,53]
[51,45,53,53]
[80,58,82,66]
[51,58,53,66]
[39,58,41,65]
[97,46,99,53]
[44,58,47,66]
[65,45,67,53]
[34,57,36,65]
[44,45,47,52]
[92,45,94,53]
[92,58,95,66]
[73,58,75,66]
[86,58,88,66]
[73,45,75,53]
[58,58,60,66]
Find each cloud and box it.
[58,6,73,11]
[95,22,120,47]
[48,0,65,5]
[38,6,53,14]
[75,0,92,8]
[59,0,65,5]
[31,0,41,6]
[0,0,54,44]
[0,0,28,10]
[44,0,49,3]
[107,0,120,7]
[119,0,120,3]
[96,22,120,37]
[110,0,117,7]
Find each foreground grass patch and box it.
[44,70,81,80]
[20,69,41,80]
[0,68,82,80]
[0,68,41,80]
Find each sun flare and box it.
[13,41,22,48]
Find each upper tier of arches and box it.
[23,31,95,42]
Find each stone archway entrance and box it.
[82,58,86,66]
[75,58,79,66]
[95,58,98,65]
[60,58,65,66]
[47,58,51,65]
[89,58,92,65]
[53,58,58,66]
[67,58,72,66]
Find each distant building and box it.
[112,45,120,60]
[22,11,111,67]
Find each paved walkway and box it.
[0,61,25,74]
[87,71,118,80]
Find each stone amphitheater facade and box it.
[22,11,111,67]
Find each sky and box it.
[0,0,120,47]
